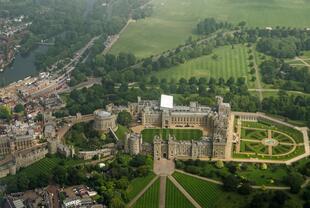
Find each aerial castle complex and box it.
[126,95,231,160]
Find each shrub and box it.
[215,160,224,169]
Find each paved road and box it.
[168,175,202,208]
[295,57,310,68]
[127,175,159,208]
[159,176,167,208]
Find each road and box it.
[295,57,310,68]
[58,77,102,94]
[102,19,134,55]
[159,176,167,208]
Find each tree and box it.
[0,105,11,120]
[215,160,224,169]
[52,166,67,186]
[285,173,304,193]
[110,196,125,208]
[238,182,252,195]
[117,111,132,127]
[14,103,24,113]
[223,175,240,192]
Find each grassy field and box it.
[126,173,156,201]
[115,125,129,141]
[111,0,310,58]
[141,128,203,143]
[173,172,223,208]
[150,45,255,87]
[132,178,160,208]
[165,178,195,208]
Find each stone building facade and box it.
[129,96,231,159]
[124,133,142,155]
[93,109,117,132]
[153,135,213,160]
[0,143,48,178]
[0,129,36,156]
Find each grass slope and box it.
[173,172,222,208]
[1,156,83,182]
[132,178,160,208]
[165,178,195,208]
[111,0,310,58]
[151,45,253,84]
[126,173,156,201]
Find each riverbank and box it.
[0,45,48,87]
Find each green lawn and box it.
[126,173,156,201]
[141,128,203,143]
[240,141,268,154]
[115,125,129,141]
[173,172,223,208]
[111,0,310,58]
[132,178,160,208]
[165,178,195,208]
[150,45,254,86]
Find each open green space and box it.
[111,0,310,58]
[126,173,156,201]
[150,45,254,86]
[132,178,160,208]
[165,178,195,208]
[141,128,203,143]
[115,125,129,141]
[173,172,223,208]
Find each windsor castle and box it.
[126,96,231,160]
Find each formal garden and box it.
[233,119,306,161]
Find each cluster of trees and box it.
[245,190,301,208]
[260,59,310,93]
[65,122,114,151]
[262,91,310,125]
[196,18,232,35]
[0,105,12,120]
[117,111,132,127]
[87,154,153,207]
[132,4,153,20]
[95,52,137,72]
[256,37,299,58]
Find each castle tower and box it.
[153,136,162,160]
[167,135,176,159]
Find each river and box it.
[0,45,48,86]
